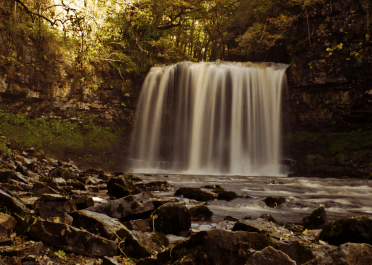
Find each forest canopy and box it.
[1,0,323,84]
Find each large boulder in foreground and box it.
[152,202,191,234]
[157,229,282,265]
[36,194,73,223]
[319,217,372,245]
[302,207,328,230]
[24,218,119,257]
[306,243,372,265]
[120,230,163,259]
[245,246,296,265]
[86,192,155,219]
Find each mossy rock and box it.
[175,187,217,201]
[302,207,328,230]
[50,167,76,180]
[319,217,372,246]
[263,197,286,208]
[217,191,237,201]
[151,231,169,247]
[212,187,225,193]
[189,205,213,220]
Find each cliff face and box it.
[286,0,372,132]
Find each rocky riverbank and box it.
[1,138,372,265]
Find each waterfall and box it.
[129,61,288,176]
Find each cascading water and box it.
[129,61,288,176]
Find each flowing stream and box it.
[129,61,288,176]
[136,173,372,227]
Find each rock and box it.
[0,170,13,183]
[263,197,286,208]
[49,167,76,180]
[202,185,221,189]
[120,230,162,259]
[72,195,94,210]
[224,216,240,221]
[72,210,130,241]
[232,222,261,233]
[53,177,67,186]
[107,176,135,196]
[319,217,372,245]
[0,188,30,214]
[218,191,237,201]
[25,218,119,257]
[158,229,282,265]
[136,181,170,191]
[0,241,44,258]
[123,219,151,232]
[174,187,217,201]
[30,182,60,197]
[0,213,17,233]
[137,257,160,265]
[280,240,315,264]
[306,243,372,265]
[108,183,131,198]
[151,198,179,208]
[260,214,277,224]
[302,207,328,230]
[102,256,122,265]
[245,246,296,265]
[152,202,191,234]
[86,192,155,219]
[36,194,73,224]
[67,179,86,191]
[189,205,213,220]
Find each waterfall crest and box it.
[129,61,288,176]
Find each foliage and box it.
[0,110,123,151]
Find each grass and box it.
[0,110,123,154]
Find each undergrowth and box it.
[0,110,123,151]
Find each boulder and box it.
[260,214,277,224]
[30,182,60,197]
[108,183,131,198]
[86,192,155,219]
[157,229,282,265]
[218,191,237,201]
[36,194,73,223]
[319,217,372,245]
[189,205,213,220]
[232,222,261,233]
[245,246,296,265]
[0,241,44,258]
[25,218,119,257]
[263,197,286,208]
[0,213,17,234]
[174,187,217,201]
[152,202,191,234]
[280,240,315,264]
[0,188,30,214]
[306,243,372,264]
[102,257,122,265]
[120,230,163,259]
[302,207,328,230]
[72,195,94,210]
[137,257,160,265]
[0,170,14,183]
[123,219,151,232]
[72,210,130,241]
[49,167,76,180]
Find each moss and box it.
[60,169,75,180]
[251,234,282,251]
[212,187,225,193]
[152,231,169,247]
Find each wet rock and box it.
[53,177,67,186]
[263,197,286,208]
[306,243,372,265]
[0,213,17,233]
[49,167,76,180]
[151,198,179,208]
[107,176,135,196]
[218,191,237,201]
[260,214,278,224]
[202,185,221,189]
[152,202,191,234]
[280,240,315,264]
[224,216,240,221]
[137,257,159,265]
[0,188,30,214]
[25,219,119,257]
[30,182,60,197]
[232,222,261,233]
[174,187,217,201]
[189,205,213,220]
[319,217,372,245]
[67,179,86,191]
[72,210,130,241]
[302,207,328,230]
[0,241,44,258]
[137,181,170,191]
[72,195,94,210]
[36,194,73,223]
[123,219,151,232]
[158,229,281,265]
[86,192,155,219]
[0,170,14,183]
[120,230,162,259]
[245,246,296,265]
